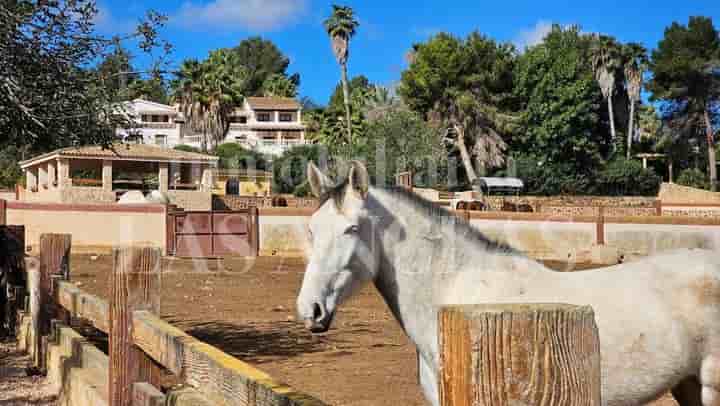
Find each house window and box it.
[257,112,271,122]
[141,114,150,123]
[150,115,169,123]
[279,113,293,122]
[155,134,167,146]
[230,116,248,124]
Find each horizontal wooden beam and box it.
[56,281,109,333]
[55,281,326,406]
[132,311,327,406]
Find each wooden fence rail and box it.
[26,234,326,406]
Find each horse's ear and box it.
[307,162,331,198]
[348,160,369,198]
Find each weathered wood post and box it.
[27,257,41,366]
[109,246,163,406]
[0,199,6,225]
[438,304,601,406]
[37,233,71,370]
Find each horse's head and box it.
[297,161,377,333]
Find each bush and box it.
[212,143,268,171]
[0,146,22,188]
[510,155,661,196]
[594,159,662,196]
[677,168,709,190]
[272,145,322,195]
[174,144,201,153]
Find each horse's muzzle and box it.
[304,317,330,333]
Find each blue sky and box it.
[98,0,720,105]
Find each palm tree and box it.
[590,35,622,144]
[622,43,648,159]
[324,5,359,144]
[172,51,247,151]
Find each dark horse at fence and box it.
[0,228,25,338]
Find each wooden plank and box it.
[109,247,163,406]
[132,310,327,406]
[56,281,109,333]
[38,234,72,339]
[438,304,601,406]
[132,382,166,406]
[0,199,6,225]
[27,265,41,367]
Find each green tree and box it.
[328,75,370,112]
[261,73,298,98]
[272,145,323,195]
[621,43,649,159]
[361,109,445,187]
[513,25,606,170]
[401,32,517,186]
[172,50,248,150]
[0,1,169,153]
[230,37,297,96]
[213,143,268,171]
[648,16,720,190]
[590,34,623,144]
[324,5,360,143]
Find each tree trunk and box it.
[608,95,616,143]
[453,125,478,186]
[704,108,717,192]
[627,99,635,160]
[341,63,353,144]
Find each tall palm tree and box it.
[622,43,648,159]
[172,51,247,151]
[590,35,622,144]
[324,5,359,144]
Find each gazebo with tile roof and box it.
[19,143,219,208]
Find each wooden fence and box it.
[17,233,326,406]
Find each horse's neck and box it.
[367,188,511,363]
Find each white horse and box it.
[296,161,720,406]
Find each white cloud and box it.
[514,20,553,51]
[172,0,308,31]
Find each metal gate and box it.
[167,209,258,257]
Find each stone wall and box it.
[214,195,318,211]
[167,190,212,211]
[60,187,115,204]
[0,190,16,201]
[658,182,720,204]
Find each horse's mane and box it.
[320,181,518,255]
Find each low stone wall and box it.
[258,208,720,263]
[167,190,212,211]
[662,204,720,218]
[6,201,167,254]
[659,182,720,204]
[214,195,318,211]
[60,187,115,204]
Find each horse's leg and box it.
[672,377,702,406]
[701,356,720,405]
[418,353,439,406]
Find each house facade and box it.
[116,97,307,156]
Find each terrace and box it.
[19,143,219,210]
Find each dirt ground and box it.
[68,255,676,406]
[0,339,58,406]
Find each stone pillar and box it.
[38,164,48,190]
[158,162,169,193]
[102,160,113,192]
[642,157,648,169]
[26,168,38,191]
[201,166,213,192]
[57,159,70,190]
[47,162,57,189]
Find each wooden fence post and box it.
[27,258,41,366]
[438,304,601,406]
[0,199,6,225]
[596,206,605,246]
[109,246,163,406]
[37,233,71,371]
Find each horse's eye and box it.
[345,225,360,235]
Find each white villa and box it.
[117,97,307,156]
